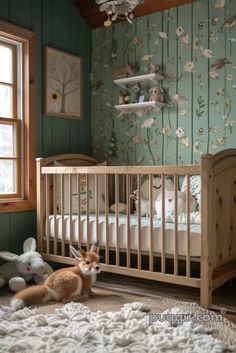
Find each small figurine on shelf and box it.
[119,91,130,105]
[112,64,134,80]
[149,63,161,74]
[149,87,164,102]
[130,84,140,103]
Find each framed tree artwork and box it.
[45,47,83,119]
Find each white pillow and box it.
[181,175,201,211]
[54,161,106,214]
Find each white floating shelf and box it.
[113,73,165,89]
[115,101,166,110]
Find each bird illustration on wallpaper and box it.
[211,58,232,70]
[214,0,225,9]
[219,14,236,31]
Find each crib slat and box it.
[115,174,120,266]
[149,174,153,272]
[86,174,90,251]
[61,174,65,257]
[95,174,99,242]
[161,175,166,274]
[126,174,131,268]
[105,174,109,264]
[186,174,191,277]
[77,175,81,249]
[53,174,58,255]
[174,174,178,276]
[69,174,73,245]
[174,174,179,276]
[45,174,50,254]
[137,174,141,270]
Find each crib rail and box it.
[41,165,199,175]
[37,160,201,289]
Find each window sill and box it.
[0,200,36,213]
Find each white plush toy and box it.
[155,189,197,219]
[131,178,175,216]
[0,237,53,292]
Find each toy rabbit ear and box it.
[23,237,36,253]
[165,179,174,191]
[0,251,19,261]
[90,241,99,254]
[44,262,54,275]
[70,246,86,261]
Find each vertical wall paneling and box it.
[162,9,170,164]
[177,3,192,165]
[51,0,70,156]
[42,0,53,156]
[10,211,36,252]
[0,213,10,252]
[9,0,32,27]
[70,1,91,155]
[108,22,128,163]
[225,0,236,148]
[0,0,9,21]
[148,11,163,165]
[69,4,79,152]
[192,0,209,162]
[161,11,165,164]
[31,0,43,156]
[165,7,178,165]
[209,0,226,153]
[108,23,116,160]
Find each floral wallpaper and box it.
[91,0,236,165]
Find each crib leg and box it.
[200,281,212,308]
[200,261,212,308]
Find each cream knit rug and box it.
[0,302,235,353]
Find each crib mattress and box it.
[46,214,201,257]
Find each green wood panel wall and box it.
[91,0,236,166]
[0,0,91,252]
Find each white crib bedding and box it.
[46,214,201,257]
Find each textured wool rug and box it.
[0,301,235,353]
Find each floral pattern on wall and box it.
[91,0,236,165]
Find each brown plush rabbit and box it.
[11,242,100,311]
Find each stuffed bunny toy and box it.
[131,178,175,216]
[0,237,53,292]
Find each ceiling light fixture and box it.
[95,0,145,27]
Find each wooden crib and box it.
[36,149,236,308]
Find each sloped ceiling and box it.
[72,0,196,28]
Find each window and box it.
[0,21,36,212]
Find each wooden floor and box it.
[95,273,236,323]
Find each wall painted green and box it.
[0,0,91,252]
[91,0,236,166]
